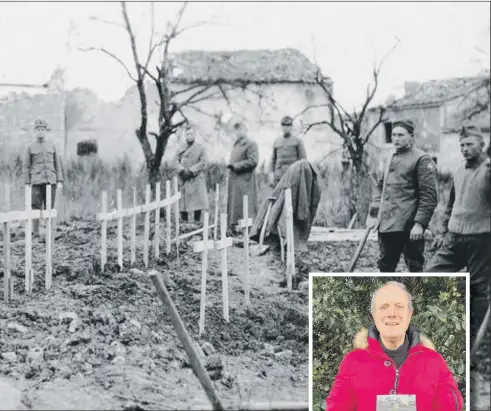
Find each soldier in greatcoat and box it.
[269,115,307,186]
[175,125,209,224]
[227,122,259,233]
[369,119,438,272]
[23,118,64,237]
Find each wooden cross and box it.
[237,195,252,306]
[3,183,12,302]
[193,212,215,336]
[284,188,295,291]
[215,213,233,322]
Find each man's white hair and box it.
[370,281,413,312]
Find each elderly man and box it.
[23,118,63,237]
[425,122,490,409]
[269,115,307,186]
[369,120,437,272]
[175,124,209,224]
[227,122,259,233]
[326,281,463,411]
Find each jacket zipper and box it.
[389,352,421,394]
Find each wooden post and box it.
[215,213,232,322]
[166,180,171,255]
[154,182,161,260]
[45,184,53,290]
[101,191,108,273]
[25,185,33,293]
[116,189,123,270]
[143,184,151,268]
[193,212,215,336]
[173,176,180,263]
[214,183,219,242]
[284,188,295,291]
[130,187,137,265]
[3,183,11,302]
[148,270,225,411]
[237,195,252,305]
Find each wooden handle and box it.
[348,226,372,272]
[148,270,225,411]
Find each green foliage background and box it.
[312,276,467,411]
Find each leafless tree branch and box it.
[79,46,137,82]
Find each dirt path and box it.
[0,221,308,410]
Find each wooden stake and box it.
[130,187,137,264]
[214,183,219,242]
[237,195,252,305]
[193,212,215,336]
[166,180,171,255]
[101,191,108,272]
[3,183,11,302]
[216,213,232,322]
[143,184,151,268]
[25,185,33,293]
[117,189,123,270]
[148,270,225,411]
[173,176,180,263]
[45,184,52,290]
[284,188,295,291]
[154,182,161,260]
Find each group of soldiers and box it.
[20,112,491,405]
[176,115,307,234]
[368,118,490,407]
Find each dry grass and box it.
[0,153,450,229]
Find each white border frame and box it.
[309,272,470,411]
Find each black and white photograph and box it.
[0,1,489,411]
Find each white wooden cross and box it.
[215,213,233,322]
[237,195,252,306]
[0,185,57,294]
[193,212,215,336]
[284,188,295,291]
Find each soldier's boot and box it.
[471,370,491,410]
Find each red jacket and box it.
[325,325,463,411]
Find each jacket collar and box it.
[354,323,435,354]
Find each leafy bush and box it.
[312,276,466,411]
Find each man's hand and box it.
[430,233,445,251]
[410,222,424,241]
[57,182,63,191]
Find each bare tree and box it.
[82,2,239,188]
[298,42,399,225]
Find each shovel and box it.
[348,221,377,272]
[251,196,276,256]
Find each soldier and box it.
[369,119,437,272]
[425,122,490,409]
[175,124,209,224]
[22,118,64,237]
[269,115,307,186]
[227,122,259,233]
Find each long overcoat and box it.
[227,136,259,227]
[175,142,209,213]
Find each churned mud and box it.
[0,221,308,410]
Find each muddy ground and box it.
[0,221,308,410]
[1,224,489,409]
